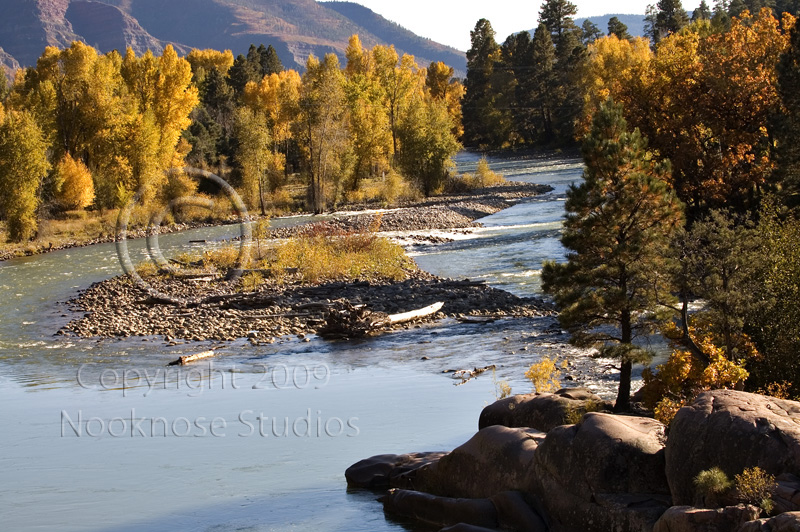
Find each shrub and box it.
[525,356,563,393]
[694,467,733,507]
[735,467,777,515]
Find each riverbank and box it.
[0,181,551,263]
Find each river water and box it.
[0,152,607,532]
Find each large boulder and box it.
[412,425,546,499]
[379,489,547,532]
[479,388,610,432]
[738,511,800,532]
[530,412,671,531]
[344,452,446,489]
[652,505,760,532]
[665,390,800,505]
[379,489,498,529]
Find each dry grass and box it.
[268,226,414,284]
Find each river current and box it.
[0,152,610,531]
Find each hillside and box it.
[323,1,466,75]
[575,14,646,38]
[0,0,466,77]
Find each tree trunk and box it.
[614,358,632,412]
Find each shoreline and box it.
[0,181,551,263]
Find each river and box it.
[0,152,614,531]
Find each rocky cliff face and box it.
[0,0,80,66]
[66,1,187,57]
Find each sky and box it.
[327,0,703,51]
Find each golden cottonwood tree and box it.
[583,9,795,216]
[343,35,392,190]
[242,69,301,187]
[371,45,422,159]
[296,54,351,213]
[0,110,51,241]
[54,153,94,210]
[186,49,235,77]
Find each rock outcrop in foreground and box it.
[346,389,800,532]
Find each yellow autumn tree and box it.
[580,35,652,135]
[55,153,94,210]
[371,45,423,159]
[0,110,50,241]
[186,49,234,76]
[583,9,795,215]
[344,35,392,190]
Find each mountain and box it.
[575,14,646,39]
[0,0,466,78]
[323,2,466,75]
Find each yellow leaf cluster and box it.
[55,153,94,210]
[186,49,234,76]
[524,356,564,393]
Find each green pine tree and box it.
[542,100,685,411]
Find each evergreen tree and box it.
[539,0,580,43]
[529,24,558,142]
[462,19,501,147]
[262,45,284,75]
[608,17,632,40]
[776,0,800,16]
[729,0,748,17]
[693,0,713,20]
[712,0,732,29]
[228,53,260,95]
[542,100,684,411]
[655,0,691,41]
[581,19,604,45]
[774,23,800,205]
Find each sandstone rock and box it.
[344,452,446,489]
[412,425,545,498]
[530,412,671,532]
[665,390,800,505]
[738,511,800,532]
[379,489,498,529]
[652,505,760,532]
[478,388,610,433]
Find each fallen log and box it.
[387,302,444,325]
[318,301,444,339]
[168,350,216,366]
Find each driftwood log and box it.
[318,302,444,339]
[168,350,215,366]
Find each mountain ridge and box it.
[0,0,467,78]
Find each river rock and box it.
[412,425,546,498]
[344,452,447,489]
[478,388,610,432]
[379,489,498,529]
[665,390,800,505]
[530,412,671,532]
[738,511,800,532]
